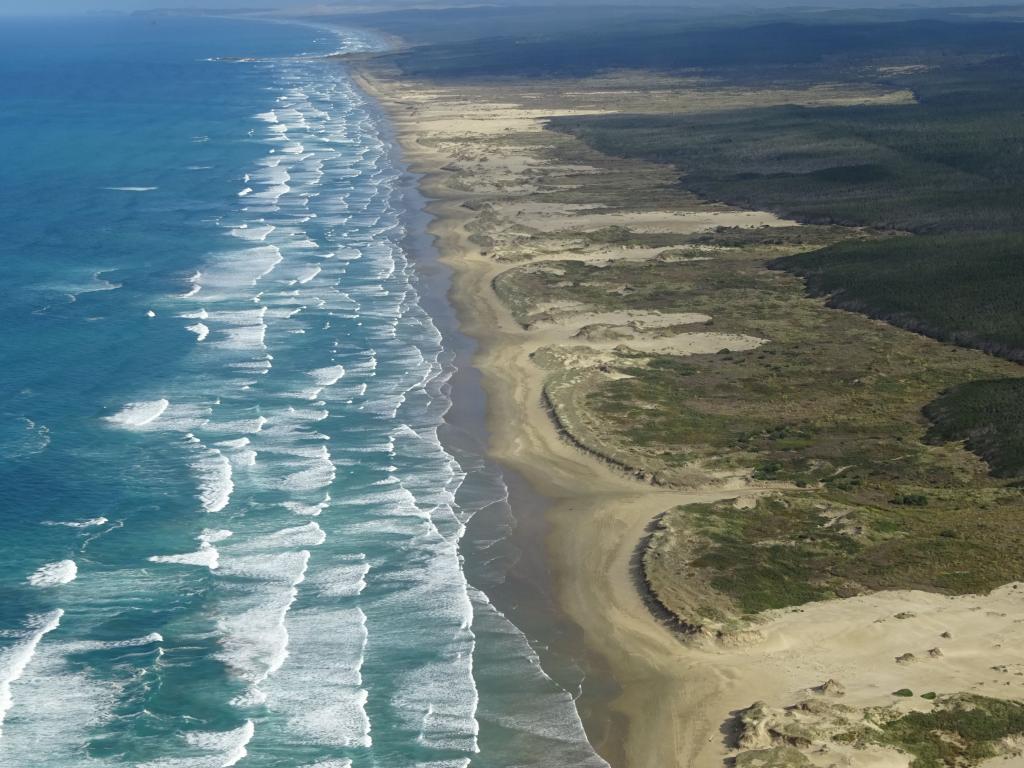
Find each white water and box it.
[0,610,63,737]
[26,560,77,587]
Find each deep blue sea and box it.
[0,15,607,767]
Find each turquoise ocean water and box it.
[0,16,607,768]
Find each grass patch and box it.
[565,225,695,249]
[647,490,1024,622]
[871,695,1024,767]
[734,746,814,768]
[683,498,859,613]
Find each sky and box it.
[0,0,311,14]
[3,0,1017,18]
[0,0,258,10]
[0,0,670,16]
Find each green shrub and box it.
[925,378,1024,478]
[776,235,1024,362]
[892,494,929,507]
[875,695,1024,767]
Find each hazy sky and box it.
[2,0,1013,17]
[0,0,293,13]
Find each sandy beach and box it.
[355,69,1024,768]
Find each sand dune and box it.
[358,69,1024,768]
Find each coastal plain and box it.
[353,57,1024,768]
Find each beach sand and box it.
[355,70,1024,768]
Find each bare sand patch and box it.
[500,203,796,234]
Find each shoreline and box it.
[375,67,624,757]
[354,69,756,767]
[354,66,1024,768]
[385,92,600,702]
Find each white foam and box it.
[395,654,480,754]
[281,445,335,492]
[199,528,233,544]
[0,610,63,737]
[181,279,202,298]
[137,402,210,433]
[103,186,157,192]
[264,522,326,548]
[204,307,268,352]
[57,270,122,298]
[312,559,369,598]
[204,305,268,326]
[137,720,254,768]
[238,187,253,197]
[104,632,164,648]
[149,541,219,570]
[191,446,233,513]
[200,246,282,292]
[26,560,77,587]
[186,322,210,342]
[216,437,257,467]
[42,516,108,528]
[69,632,164,652]
[216,552,309,698]
[282,492,330,517]
[259,607,371,748]
[230,223,275,242]
[230,360,273,373]
[215,324,266,351]
[217,550,309,584]
[295,265,322,284]
[308,364,345,387]
[185,720,255,765]
[215,415,268,434]
[216,437,250,451]
[286,405,329,422]
[105,399,169,428]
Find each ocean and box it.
[0,15,607,768]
